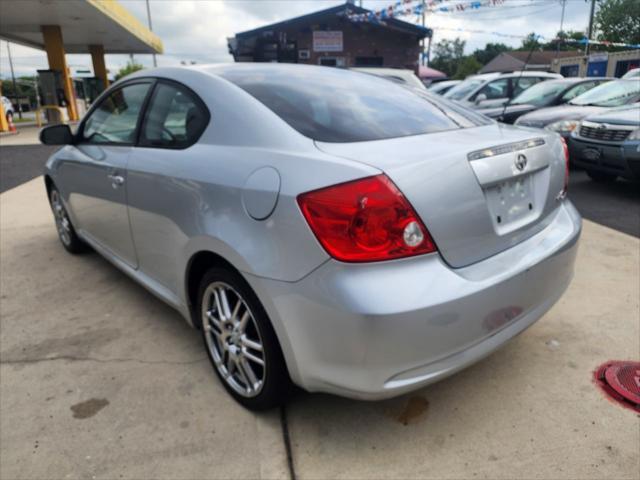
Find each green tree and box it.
[454,56,482,79]
[115,61,144,81]
[430,38,466,77]
[544,30,587,51]
[520,33,542,51]
[1,76,38,107]
[594,0,640,45]
[472,43,511,65]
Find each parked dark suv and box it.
[569,106,640,182]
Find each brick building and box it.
[227,2,430,69]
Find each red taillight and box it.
[560,137,570,194]
[297,174,437,262]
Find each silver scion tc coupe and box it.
[41,64,581,410]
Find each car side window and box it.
[512,77,539,97]
[562,82,596,102]
[81,83,151,144]
[477,78,509,100]
[139,82,209,149]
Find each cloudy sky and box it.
[0,0,593,78]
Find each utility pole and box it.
[585,0,596,56]
[421,0,426,66]
[556,0,566,58]
[6,42,22,120]
[145,0,157,67]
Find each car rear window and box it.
[216,66,489,143]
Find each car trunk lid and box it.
[315,124,567,268]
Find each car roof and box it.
[470,71,561,80]
[535,77,612,85]
[350,67,415,75]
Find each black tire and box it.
[49,187,88,254]
[197,267,290,410]
[586,170,617,183]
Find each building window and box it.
[560,64,580,77]
[355,56,384,66]
[318,57,345,67]
[615,59,640,78]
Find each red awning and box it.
[418,66,447,80]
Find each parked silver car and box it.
[444,71,563,109]
[41,64,581,410]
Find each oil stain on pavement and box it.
[70,398,110,419]
[391,395,430,426]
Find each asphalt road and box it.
[0,144,638,237]
[0,144,57,194]
[567,169,639,237]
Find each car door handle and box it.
[108,174,125,187]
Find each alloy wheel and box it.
[50,190,72,247]
[201,281,266,397]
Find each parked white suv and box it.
[444,71,563,109]
[1,96,14,121]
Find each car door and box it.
[126,80,210,293]
[59,80,153,267]
[474,78,510,108]
[511,76,540,99]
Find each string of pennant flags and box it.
[342,0,505,24]
[340,0,640,49]
[422,27,640,49]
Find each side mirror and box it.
[40,124,74,145]
[475,93,488,104]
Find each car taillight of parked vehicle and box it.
[297,174,437,262]
[560,137,570,195]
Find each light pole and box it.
[421,0,427,66]
[585,0,596,56]
[6,42,22,120]
[145,0,157,67]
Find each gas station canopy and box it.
[0,0,163,54]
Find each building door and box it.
[587,60,608,77]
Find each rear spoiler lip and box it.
[467,138,546,161]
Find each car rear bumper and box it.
[569,136,640,180]
[246,201,581,400]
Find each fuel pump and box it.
[37,69,67,123]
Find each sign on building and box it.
[313,31,343,52]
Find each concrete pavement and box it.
[0,125,41,147]
[0,177,638,479]
[0,178,289,479]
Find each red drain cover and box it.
[594,361,640,413]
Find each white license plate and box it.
[484,175,535,228]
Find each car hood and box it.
[478,104,536,118]
[517,105,605,127]
[583,105,640,126]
